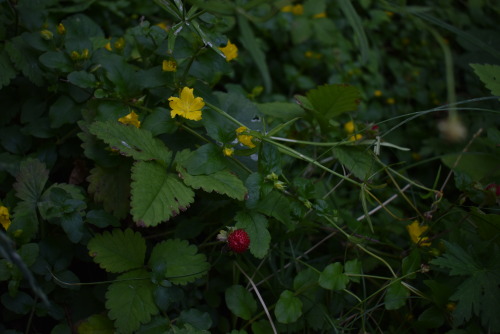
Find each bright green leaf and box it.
[90,121,172,163]
[274,290,302,324]
[345,259,362,283]
[234,211,270,259]
[148,239,209,285]
[106,269,158,334]
[181,143,227,175]
[88,228,146,273]
[319,262,349,291]
[179,167,247,201]
[225,285,257,320]
[131,161,195,226]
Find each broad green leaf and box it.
[49,95,80,129]
[225,285,257,320]
[345,259,363,283]
[18,243,39,267]
[332,146,375,180]
[131,161,195,226]
[178,308,212,330]
[87,165,131,219]
[257,102,305,122]
[251,320,273,334]
[306,84,361,118]
[5,37,44,86]
[166,324,210,334]
[148,239,209,285]
[384,280,410,310]
[179,167,247,201]
[63,14,104,51]
[291,17,312,45]
[441,152,500,182]
[68,71,97,89]
[98,54,140,97]
[88,228,146,273]
[39,51,73,72]
[417,306,445,329]
[430,241,480,276]
[77,314,114,334]
[181,143,227,175]
[274,290,302,324]
[90,121,172,163]
[234,211,270,259]
[13,158,49,204]
[106,269,158,334]
[318,262,349,291]
[136,317,169,334]
[1,291,34,315]
[141,107,177,136]
[86,210,120,228]
[257,190,292,228]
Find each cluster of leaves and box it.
[1,0,499,333]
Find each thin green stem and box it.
[205,101,246,128]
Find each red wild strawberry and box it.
[227,229,250,253]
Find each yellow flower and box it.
[169,87,205,121]
[313,12,327,19]
[282,4,304,15]
[40,29,53,40]
[118,111,141,128]
[155,22,170,31]
[374,90,383,97]
[223,147,234,157]
[219,40,238,62]
[0,206,11,231]
[406,220,431,247]
[348,134,363,141]
[105,42,112,51]
[162,59,177,72]
[304,51,322,59]
[70,51,80,60]
[344,121,355,134]
[57,23,65,34]
[386,97,395,105]
[114,37,125,50]
[236,126,256,148]
[385,11,394,17]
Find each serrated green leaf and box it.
[98,54,140,97]
[166,324,210,334]
[384,280,410,310]
[257,190,292,228]
[306,84,361,118]
[90,121,172,163]
[225,285,257,320]
[179,167,247,201]
[86,210,120,228]
[87,165,131,219]
[318,262,349,291]
[68,71,97,89]
[430,241,480,276]
[131,161,195,226]
[257,102,305,122]
[77,314,114,334]
[63,14,104,51]
[470,64,500,97]
[88,228,146,273]
[441,152,500,182]
[141,107,177,136]
[275,290,302,324]
[5,37,45,86]
[332,146,375,180]
[106,269,158,334]
[148,239,209,285]
[234,211,270,259]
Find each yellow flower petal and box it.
[236,126,256,148]
[223,147,234,157]
[219,40,238,62]
[118,111,141,128]
[162,59,177,72]
[344,121,355,133]
[406,220,431,247]
[0,206,11,231]
[169,87,205,121]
